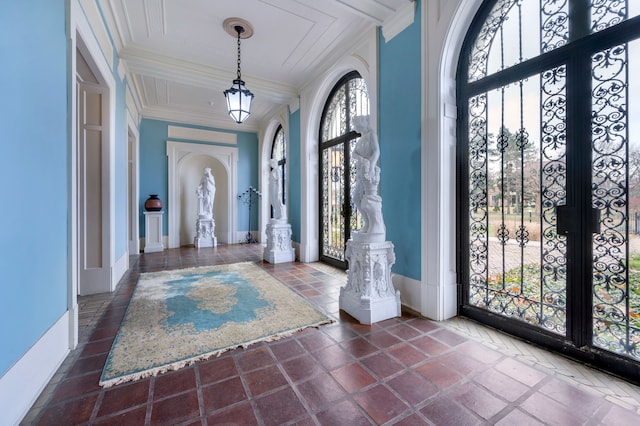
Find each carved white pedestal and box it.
[194,216,217,248]
[263,219,295,263]
[144,211,164,253]
[339,240,400,324]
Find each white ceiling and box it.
[102,0,414,132]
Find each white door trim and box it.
[167,141,239,248]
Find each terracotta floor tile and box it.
[201,376,247,413]
[360,352,404,379]
[236,346,275,372]
[452,382,509,420]
[410,334,449,356]
[520,391,586,425]
[80,338,115,358]
[50,371,102,403]
[408,318,440,333]
[439,350,487,375]
[254,387,307,426]
[66,352,108,377]
[388,343,427,367]
[431,328,468,347]
[315,399,372,426]
[387,371,438,406]
[459,341,504,364]
[600,403,640,425]
[197,355,238,385]
[25,246,640,425]
[538,377,603,417]
[313,343,354,370]
[393,412,431,425]
[93,406,148,425]
[340,337,379,358]
[269,337,307,361]
[297,328,335,352]
[97,379,150,417]
[415,360,464,390]
[495,358,547,387]
[37,394,99,425]
[150,390,200,425]
[152,367,197,400]
[331,362,377,393]
[472,368,530,402]
[366,329,402,349]
[354,384,409,424]
[420,395,482,426]
[243,365,288,397]
[494,408,546,426]
[386,323,422,340]
[281,353,325,382]
[206,401,259,426]
[295,372,347,411]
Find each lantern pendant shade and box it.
[224,79,254,124]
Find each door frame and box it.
[455,0,640,383]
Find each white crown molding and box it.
[168,126,237,145]
[142,105,260,133]
[102,0,125,52]
[382,0,416,42]
[120,46,299,103]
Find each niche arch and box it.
[167,141,238,247]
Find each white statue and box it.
[269,158,286,221]
[352,115,385,239]
[196,167,216,218]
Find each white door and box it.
[77,82,111,295]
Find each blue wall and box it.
[378,0,422,280]
[0,1,68,376]
[288,109,302,243]
[139,119,259,236]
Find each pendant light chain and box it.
[236,27,243,80]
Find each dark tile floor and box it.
[23,244,640,425]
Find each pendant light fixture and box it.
[223,18,254,124]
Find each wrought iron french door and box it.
[319,72,368,268]
[458,0,640,381]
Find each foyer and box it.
[23,245,640,425]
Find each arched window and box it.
[458,0,640,379]
[319,71,370,268]
[271,124,286,213]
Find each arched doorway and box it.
[318,71,370,269]
[457,0,640,381]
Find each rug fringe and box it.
[99,318,333,388]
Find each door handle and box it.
[556,203,572,235]
[591,207,601,234]
[556,204,601,234]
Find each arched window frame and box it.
[457,0,640,380]
[270,124,286,209]
[318,70,370,267]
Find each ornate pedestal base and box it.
[339,240,400,324]
[194,216,217,248]
[263,220,295,263]
[144,211,164,253]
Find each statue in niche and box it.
[196,167,216,218]
[269,158,286,221]
[352,115,385,239]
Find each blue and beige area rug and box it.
[99,262,332,387]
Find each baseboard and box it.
[392,273,421,314]
[0,311,70,425]
[112,251,129,291]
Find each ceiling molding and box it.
[120,46,299,103]
[382,0,416,42]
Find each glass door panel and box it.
[467,72,568,335]
[591,39,640,360]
